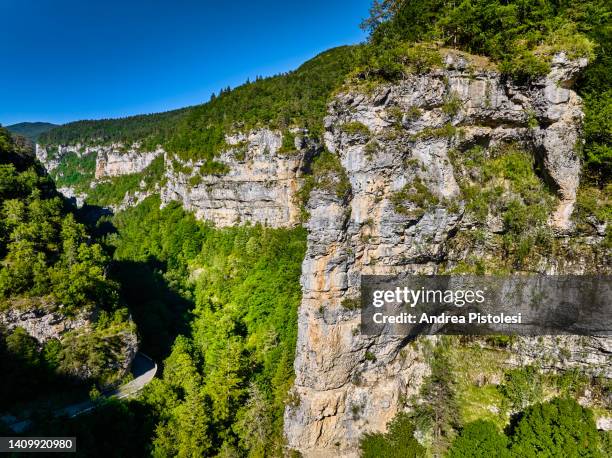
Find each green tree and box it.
[448,420,511,458]
[5,327,40,366]
[510,398,603,457]
[360,412,426,457]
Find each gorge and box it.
[2,1,611,456]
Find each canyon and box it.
[34,50,610,456]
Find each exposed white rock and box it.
[57,186,87,208]
[160,128,312,227]
[597,417,612,431]
[285,53,606,457]
[38,131,312,228]
[95,146,163,179]
[0,306,93,344]
[510,336,611,378]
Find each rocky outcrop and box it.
[0,305,138,383]
[60,328,139,382]
[57,186,87,208]
[161,128,313,227]
[530,53,587,230]
[36,143,162,178]
[35,143,63,171]
[510,336,611,378]
[95,147,162,179]
[284,52,606,457]
[0,306,93,343]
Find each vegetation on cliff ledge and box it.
[361,337,611,457]
[360,0,610,186]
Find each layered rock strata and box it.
[284,52,606,456]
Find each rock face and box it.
[510,336,611,378]
[37,129,312,228]
[57,186,87,208]
[36,143,162,178]
[0,307,93,343]
[160,129,311,227]
[35,143,64,172]
[284,52,606,457]
[0,306,138,383]
[95,147,162,179]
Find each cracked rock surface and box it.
[284,53,608,457]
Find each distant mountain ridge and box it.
[6,121,58,141]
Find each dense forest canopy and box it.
[0,127,134,407]
[102,197,307,456]
[0,127,117,312]
[37,108,189,152]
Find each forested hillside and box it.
[6,122,57,142]
[0,127,135,410]
[0,128,114,312]
[39,46,357,162]
[109,197,306,456]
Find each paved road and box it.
[4,352,157,432]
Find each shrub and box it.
[498,366,543,411]
[442,92,463,117]
[340,121,371,137]
[278,131,296,154]
[199,160,230,176]
[188,175,202,187]
[406,105,423,120]
[341,297,361,310]
[411,123,457,141]
[582,91,612,184]
[360,412,426,458]
[364,140,380,159]
[231,140,249,160]
[390,177,439,217]
[448,420,511,458]
[574,184,611,227]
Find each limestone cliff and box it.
[33,50,609,456]
[95,146,162,179]
[160,129,313,227]
[36,129,312,227]
[283,52,610,456]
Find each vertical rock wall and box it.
[160,129,312,227]
[284,52,603,457]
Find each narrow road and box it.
[5,352,157,433]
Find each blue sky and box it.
[0,0,370,125]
